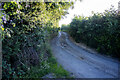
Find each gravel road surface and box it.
[51,32,120,78]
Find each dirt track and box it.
[51,32,120,78]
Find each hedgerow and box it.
[0,2,73,78]
[64,6,120,58]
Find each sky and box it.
[59,0,120,27]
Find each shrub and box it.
[66,6,120,58]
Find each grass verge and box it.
[23,44,73,78]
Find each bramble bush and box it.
[1,2,74,78]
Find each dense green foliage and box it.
[63,7,120,58]
[1,1,74,78]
